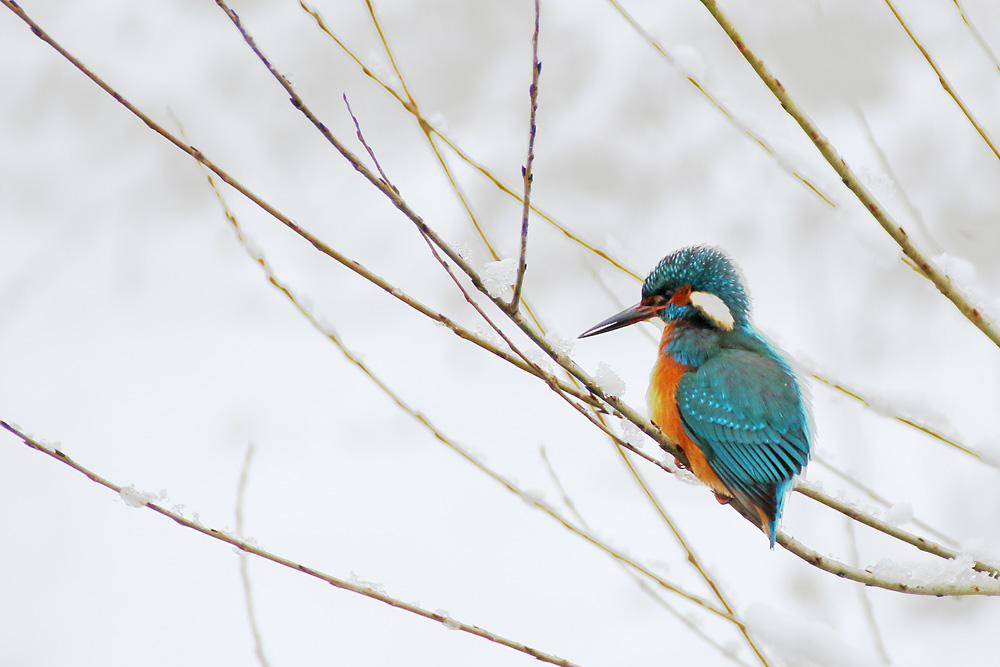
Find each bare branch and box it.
[343,94,398,194]
[510,0,541,312]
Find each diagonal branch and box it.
[605,0,837,208]
[695,0,1000,349]
[883,0,1000,163]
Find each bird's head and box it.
[580,246,750,338]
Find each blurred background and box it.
[2,0,999,665]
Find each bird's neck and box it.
[660,319,725,368]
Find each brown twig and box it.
[343,94,398,194]
[510,0,541,312]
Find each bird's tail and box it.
[725,485,783,549]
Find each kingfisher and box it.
[580,246,810,547]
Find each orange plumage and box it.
[649,324,728,497]
[649,325,774,536]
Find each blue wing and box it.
[676,347,810,542]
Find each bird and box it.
[579,246,810,547]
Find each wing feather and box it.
[676,349,809,513]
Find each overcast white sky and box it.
[2,1,1000,665]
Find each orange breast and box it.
[648,326,730,498]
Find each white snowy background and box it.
[2,0,1000,665]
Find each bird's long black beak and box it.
[579,301,662,338]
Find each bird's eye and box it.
[648,294,670,308]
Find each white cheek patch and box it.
[690,291,735,330]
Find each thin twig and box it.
[846,520,892,665]
[612,447,773,667]
[510,0,541,312]
[343,94,397,193]
[540,448,756,667]
[852,106,941,256]
[882,0,1000,163]
[360,0,503,266]
[341,99,539,384]
[696,0,1000,349]
[235,444,272,667]
[952,0,1000,73]
[809,370,999,472]
[0,419,582,667]
[604,0,836,208]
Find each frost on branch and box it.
[620,419,644,448]
[543,331,575,357]
[119,485,163,508]
[593,361,626,398]
[869,554,999,590]
[482,258,518,301]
